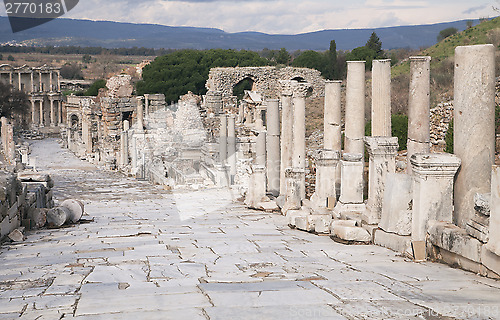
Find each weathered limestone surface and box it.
[266,99,280,196]
[379,173,413,236]
[244,165,266,209]
[337,153,364,206]
[219,114,227,164]
[487,166,500,257]
[344,61,366,156]
[310,149,340,210]
[364,137,398,225]
[227,115,237,180]
[411,153,461,243]
[292,83,311,200]
[371,59,391,137]
[136,96,144,132]
[407,56,431,173]
[279,81,293,197]
[454,45,496,228]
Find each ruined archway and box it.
[233,77,255,100]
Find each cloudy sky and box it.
[2,0,498,34]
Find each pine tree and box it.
[366,32,383,56]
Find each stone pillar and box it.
[6,122,14,164]
[336,153,365,211]
[219,114,227,164]
[487,166,500,256]
[364,137,399,224]
[407,56,431,173]
[324,80,342,151]
[123,120,130,131]
[371,59,392,136]
[58,101,63,125]
[244,102,253,124]
[31,99,36,126]
[266,99,280,196]
[206,91,223,114]
[310,149,340,209]
[238,101,244,124]
[136,97,144,132]
[81,114,92,154]
[50,98,55,127]
[292,82,311,199]
[227,114,237,184]
[283,168,305,212]
[410,154,461,250]
[131,136,137,171]
[39,100,44,127]
[279,81,294,197]
[39,72,42,91]
[120,131,129,167]
[256,131,266,167]
[49,72,53,91]
[18,72,22,90]
[144,94,150,115]
[345,61,366,155]
[30,72,34,92]
[454,44,496,228]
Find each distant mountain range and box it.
[0,16,479,51]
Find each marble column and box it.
[324,80,342,151]
[292,82,311,200]
[49,72,53,91]
[39,100,44,127]
[18,72,22,90]
[219,114,227,164]
[256,131,266,167]
[144,94,150,115]
[410,154,461,256]
[371,59,392,136]
[136,97,144,132]
[283,168,304,212]
[30,72,34,92]
[120,131,129,167]
[245,165,267,208]
[364,137,399,224]
[238,101,245,124]
[81,113,92,154]
[279,80,294,197]
[266,99,280,196]
[58,101,63,125]
[39,72,42,91]
[407,56,431,174]
[124,120,130,131]
[50,98,55,127]
[310,149,340,209]
[454,44,496,228]
[345,61,366,155]
[227,114,237,184]
[31,99,36,126]
[131,136,137,171]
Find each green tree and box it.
[7,55,15,61]
[437,27,458,41]
[0,54,3,60]
[0,82,29,118]
[346,46,377,70]
[366,32,383,57]
[323,40,338,80]
[82,54,92,63]
[292,50,327,72]
[85,79,106,96]
[466,20,474,29]
[60,63,84,80]
[275,48,291,65]
[365,114,408,151]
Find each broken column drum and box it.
[454,44,496,228]
[227,115,237,184]
[371,59,392,137]
[407,56,431,173]
[344,61,366,156]
[136,96,145,132]
[311,149,340,209]
[266,99,281,196]
[324,80,342,151]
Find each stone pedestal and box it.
[407,56,431,173]
[136,97,144,132]
[345,61,366,155]
[364,137,399,224]
[219,114,227,164]
[371,59,392,136]
[279,81,294,197]
[310,149,340,209]
[454,45,496,228]
[227,115,236,184]
[335,153,365,214]
[283,168,305,213]
[410,153,461,246]
[120,131,129,167]
[487,166,500,257]
[214,164,230,187]
[245,165,267,208]
[379,173,413,235]
[266,99,280,196]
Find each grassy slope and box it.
[392,17,500,77]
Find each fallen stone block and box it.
[474,193,490,216]
[7,228,24,242]
[295,216,312,232]
[374,229,411,254]
[311,215,333,234]
[286,208,310,227]
[28,208,48,229]
[257,201,279,212]
[428,221,483,263]
[331,219,357,229]
[332,225,371,243]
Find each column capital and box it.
[410,153,461,177]
[285,167,306,178]
[410,56,432,63]
[342,153,363,162]
[364,137,399,156]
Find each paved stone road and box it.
[1,139,500,319]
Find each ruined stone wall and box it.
[206,67,325,99]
